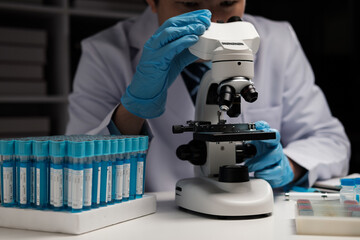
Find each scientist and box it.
[66,0,351,191]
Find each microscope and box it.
[172,17,275,217]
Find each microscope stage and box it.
[194,131,276,142]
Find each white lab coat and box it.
[66,7,350,191]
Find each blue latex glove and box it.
[121,10,212,119]
[244,121,294,188]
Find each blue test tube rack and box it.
[0,135,148,213]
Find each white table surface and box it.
[0,191,359,240]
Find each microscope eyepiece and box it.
[227,16,242,22]
[240,84,258,103]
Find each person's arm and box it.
[288,157,306,183]
[112,104,145,135]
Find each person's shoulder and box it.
[82,7,157,52]
[244,14,294,39]
[82,18,134,48]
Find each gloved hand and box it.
[121,10,212,119]
[244,121,294,188]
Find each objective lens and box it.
[218,85,235,111]
[240,85,258,103]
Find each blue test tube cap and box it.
[68,141,85,158]
[110,139,118,155]
[94,139,103,156]
[341,178,355,186]
[132,137,140,152]
[32,140,49,156]
[125,137,132,153]
[355,178,360,185]
[0,139,14,155]
[49,140,67,157]
[118,138,125,154]
[139,136,148,151]
[85,140,95,157]
[15,140,32,156]
[102,139,111,155]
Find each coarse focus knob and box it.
[218,165,249,183]
[176,140,207,166]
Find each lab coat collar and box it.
[128,7,158,51]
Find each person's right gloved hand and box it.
[121,10,212,119]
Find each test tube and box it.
[136,136,148,199]
[129,137,139,200]
[122,137,132,202]
[109,138,117,205]
[0,139,15,207]
[63,136,73,210]
[92,139,102,208]
[114,138,125,203]
[15,139,32,208]
[100,138,111,206]
[68,140,85,212]
[33,139,50,209]
[49,139,66,210]
[83,139,94,210]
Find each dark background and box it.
[245,0,360,174]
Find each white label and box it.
[30,167,35,203]
[36,168,40,206]
[20,167,27,204]
[97,166,101,204]
[107,165,112,202]
[115,164,123,200]
[71,169,83,209]
[64,167,68,205]
[136,162,144,195]
[53,168,63,207]
[123,163,130,198]
[50,167,54,206]
[67,168,73,207]
[84,168,93,207]
[3,167,13,204]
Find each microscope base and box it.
[175,177,273,217]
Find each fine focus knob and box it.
[218,165,249,183]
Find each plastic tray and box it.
[0,194,156,235]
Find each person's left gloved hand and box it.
[244,121,294,188]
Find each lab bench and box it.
[0,191,357,240]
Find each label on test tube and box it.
[3,165,14,204]
[19,165,27,205]
[50,167,54,206]
[123,160,130,200]
[115,161,123,201]
[84,166,92,207]
[52,164,63,208]
[36,168,40,206]
[107,164,112,203]
[136,161,144,196]
[72,168,84,210]
[96,165,101,204]
[67,167,73,207]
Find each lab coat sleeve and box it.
[66,38,125,135]
[280,24,351,186]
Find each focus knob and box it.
[218,165,249,183]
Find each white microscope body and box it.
[173,18,274,217]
